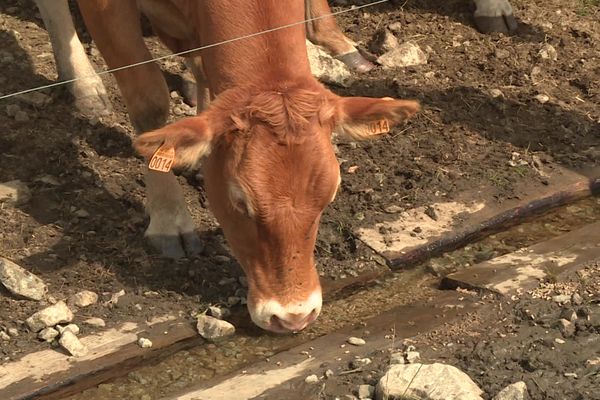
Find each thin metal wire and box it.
[0,0,389,102]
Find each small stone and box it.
[227,296,241,306]
[138,337,153,348]
[0,180,31,206]
[83,318,106,328]
[559,308,577,322]
[196,315,235,340]
[351,358,372,368]
[14,111,29,122]
[371,29,399,53]
[571,293,583,305]
[214,255,231,263]
[104,289,125,307]
[494,48,510,59]
[306,40,352,87]
[324,369,334,379]
[69,290,99,307]
[586,357,600,366]
[564,372,578,378]
[38,327,59,342]
[35,175,61,186]
[384,205,403,214]
[347,165,359,174]
[552,294,570,304]
[17,91,51,107]
[347,337,366,346]
[388,22,402,33]
[492,381,528,400]
[26,301,74,332]
[218,277,237,286]
[406,351,420,363]
[8,327,18,337]
[57,324,80,335]
[554,338,565,344]
[0,257,47,300]
[358,384,375,399]
[208,305,231,320]
[557,319,575,338]
[0,331,10,341]
[74,209,90,218]
[490,89,504,98]
[538,43,557,61]
[390,352,406,364]
[304,374,319,384]
[59,330,88,357]
[535,94,550,104]
[377,42,427,69]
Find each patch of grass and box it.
[577,0,599,16]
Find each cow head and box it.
[135,84,419,333]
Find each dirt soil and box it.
[0,0,598,384]
[318,261,600,400]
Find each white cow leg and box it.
[473,0,518,34]
[35,0,111,116]
[144,168,204,259]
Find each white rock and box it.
[347,337,366,346]
[490,89,504,98]
[7,327,18,337]
[377,42,427,69]
[103,289,125,307]
[57,324,80,335]
[376,363,483,400]
[492,381,528,400]
[351,358,372,368]
[38,327,59,342]
[59,330,88,357]
[552,294,570,304]
[372,29,399,53]
[0,257,47,300]
[406,351,421,363]
[208,305,231,320]
[390,352,406,364]
[0,331,10,341]
[138,337,153,348]
[26,301,74,332]
[538,43,557,61]
[534,94,550,104]
[324,369,334,378]
[196,315,235,340]
[358,384,375,399]
[305,374,319,384]
[69,290,98,307]
[0,180,30,205]
[83,317,106,328]
[306,40,352,87]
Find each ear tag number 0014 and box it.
[367,119,390,136]
[149,144,175,173]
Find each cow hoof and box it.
[474,14,518,34]
[70,79,112,117]
[146,231,204,259]
[335,51,376,73]
[179,78,198,108]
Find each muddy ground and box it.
[0,0,599,396]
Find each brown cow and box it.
[77,0,419,333]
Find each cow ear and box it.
[332,96,420,140]
[134,116,220,169]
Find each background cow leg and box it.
[35,0,111,116]
[77,0,202,259]
[473,0,518,34]
[305,0,375,72]
[185,56,211,113]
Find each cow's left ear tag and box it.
[149,143,175,172]
[366,119,390,136]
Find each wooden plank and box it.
[0,316,202,400]
[441,221,600,295]
[162,291,479,400]
[356,173,599,269]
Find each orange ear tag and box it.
[148,144,175,172]
[367,119,390,136]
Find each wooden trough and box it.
[1,168,598,400]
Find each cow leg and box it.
[35,0,111,116]
[305,0,374,73]
[473,0,518,34]
[184,57,211,113]
[77,0,202,258]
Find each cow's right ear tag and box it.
[149,144,175,172]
